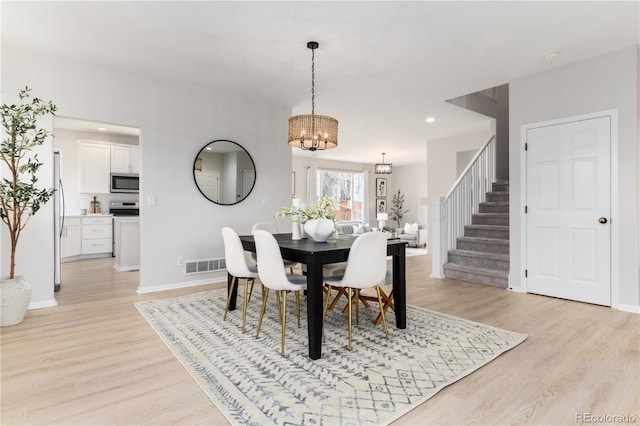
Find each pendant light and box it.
[288,41,338,151]
[375,153,392,174]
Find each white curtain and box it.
[306,166,318,209]
[363,171,370,225]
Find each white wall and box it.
[425,130,492,253]
[387,164,428,229]
[1,45,291,305]
[510,45,639,310]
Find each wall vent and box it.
[184,257,226,275]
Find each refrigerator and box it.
[53,149,64,292]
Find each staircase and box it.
[443,180,509,288]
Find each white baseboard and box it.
[137,276,227,294]
[616,304,640,314]
[28,299,58,310]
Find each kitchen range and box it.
[110,201,140,271]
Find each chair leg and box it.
[247,278,255,302]
[373,289,394,327]
[375,286,389,340]
[275,291,282,323]
[322,285,332,342]
[280,290,287,356]
[355,289,361,325]
[329,287,348,311]
[256,287,269,339]
[242,278,249,334]
[347,288,353,351]
[341,291,370,314]
[223,276,237,321]
[295,290,301,328]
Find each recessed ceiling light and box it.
[545,51,560,61]
[97,127,107,131]
[426,117,435,123]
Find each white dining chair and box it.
[251,222,299,274]
[253,230,307,356]
[322,231,389,351]
[221,227,260,334]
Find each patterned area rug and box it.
[135,289,526,425]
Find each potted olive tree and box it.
[0,87,57,326]
[389,189,409,235]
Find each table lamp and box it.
[377,213,388,230]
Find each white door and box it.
[194,170,219,202]
[242,170,255,198]
[525,115,611,306]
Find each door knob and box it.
[599,217,608,224]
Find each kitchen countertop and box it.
[65,214,114,218]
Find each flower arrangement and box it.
[275,194,338,223]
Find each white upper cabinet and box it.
[78,142,110,193]
[111,145,140,174]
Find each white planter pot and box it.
[291,221,302,240]
[1,276,32,327]
[304,218,335,242]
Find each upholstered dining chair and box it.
[251,222,298,273]
[322,231,389,351]
[221,227,260,334]
[253,230,308,356]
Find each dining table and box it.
[233,233,407,360]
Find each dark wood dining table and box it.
[232,233,407,360]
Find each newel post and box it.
[431,197,447,279]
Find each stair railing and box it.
[431,135,496,278]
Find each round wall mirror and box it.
[193,139,256,205]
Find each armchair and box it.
[397,222,427,247]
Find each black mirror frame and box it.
[193,139,257,206]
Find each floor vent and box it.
[184,258,226,275]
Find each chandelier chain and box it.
[311,47,315,116]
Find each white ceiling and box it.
[3,1,638,166]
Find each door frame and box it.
[520,109,619,308]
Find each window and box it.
[316,169,365,223]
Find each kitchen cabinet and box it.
[79,142,110,193]
[113,217,140,271]
[61,217,81,259]
[111,145,140,174]
[81,216,112,255]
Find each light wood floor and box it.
[1,255,638,425]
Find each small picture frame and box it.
[291,171,295,196]
[376,198,387,213]
[376,178,387,197]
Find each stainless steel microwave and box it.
[110,173,139,193]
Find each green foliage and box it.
[389,189,409,228]
[1,87,57,279]
[275,194,339,223]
